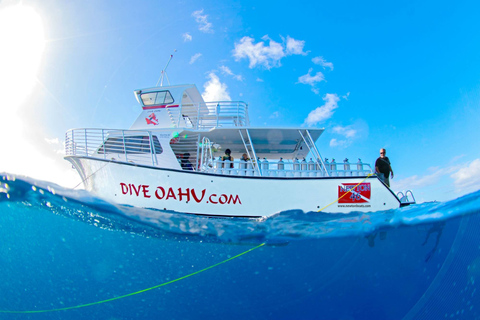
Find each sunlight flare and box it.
[0,4,45,109]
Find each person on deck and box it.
[222,149,234,168]
[375,148,394,187]
[240,153,249,161]
[181,153,194,170]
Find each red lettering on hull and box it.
[119,183,241,206]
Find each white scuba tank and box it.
[330,158,337,176]
[357,158,363,176]
[278,158,285,177]
[293,158,300,177]
[308,158,315,177]
[343,158,350,176]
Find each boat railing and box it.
[397,190,416,204]
[66,128,373,177]
[199,137,214,171]
[175,101,249,129]
[203,158,373,177]
[65,128,160,166]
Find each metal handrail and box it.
[199,137,214,171]
[172,101,249,129]
[65,128,373,178]
[65,128,160,166]
[205,158,373,177]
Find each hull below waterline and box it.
[67,157,401,218]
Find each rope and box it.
[1,173,377,314]
[0,243,266,314]
[72,159,114,190]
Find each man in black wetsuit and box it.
[375,148,394,187]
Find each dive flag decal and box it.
[338,182,371,203]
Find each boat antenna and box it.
[157,50,176,87]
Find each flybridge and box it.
[130,84,249,130]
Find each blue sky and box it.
[0,0,479,203]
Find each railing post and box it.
[149,131,156,166]
[84,129,88,156]
[65,131,70,155]
[102,129,106,160]
[122,130,128,162]
[197,103,201,129]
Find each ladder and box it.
[298,129,329,176]
[165,105,179,127]
[199,137,214,171]
[239,129,262,176]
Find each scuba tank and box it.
[330,158,337,176]
[277,157,285,170]
[277,158,285,177]
[357,158,363,175]
[343,158,350,176]
[301,158,307,171]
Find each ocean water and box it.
[1,173,480,320]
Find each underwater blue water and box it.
[1,173,480,320]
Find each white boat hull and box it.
[67,157,401,218]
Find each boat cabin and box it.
[65,84,373,178]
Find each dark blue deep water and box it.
[1,173,480,319]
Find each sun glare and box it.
[0,5,52,180]
[0,5,45,109]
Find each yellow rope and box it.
[1,173,376,314]
[0,243,266,314]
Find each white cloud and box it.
[182,32,192,42]
[392,166,459,194]
[451,159,480,193]
[220,65,243,81]
[285,36,307,56]
[329,120,369,149]
[45,137,64,154]
[256,78,264,82]
[298,68,326,94]
[385,158,480,202]
[233,35,307,69]
[192,9,213,33]
[312,56,334,70]
[233,35,285,69]
[202,73,231,102]
[45,137,59,144]
[332,125,357,138]
[304,93,339,125]
[298,68,325,87]
[270,111,280,119]
[220,65,233,75]
[329,125,358,149]
[189,53,202,64]
[329,138,349,148]
[342,92,350,100]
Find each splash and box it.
[1,173,480,244]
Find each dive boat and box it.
[65,83,415,218]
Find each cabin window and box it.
[141,90,174,106]
[98,136,163,155]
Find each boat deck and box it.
[65,128,373,178]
